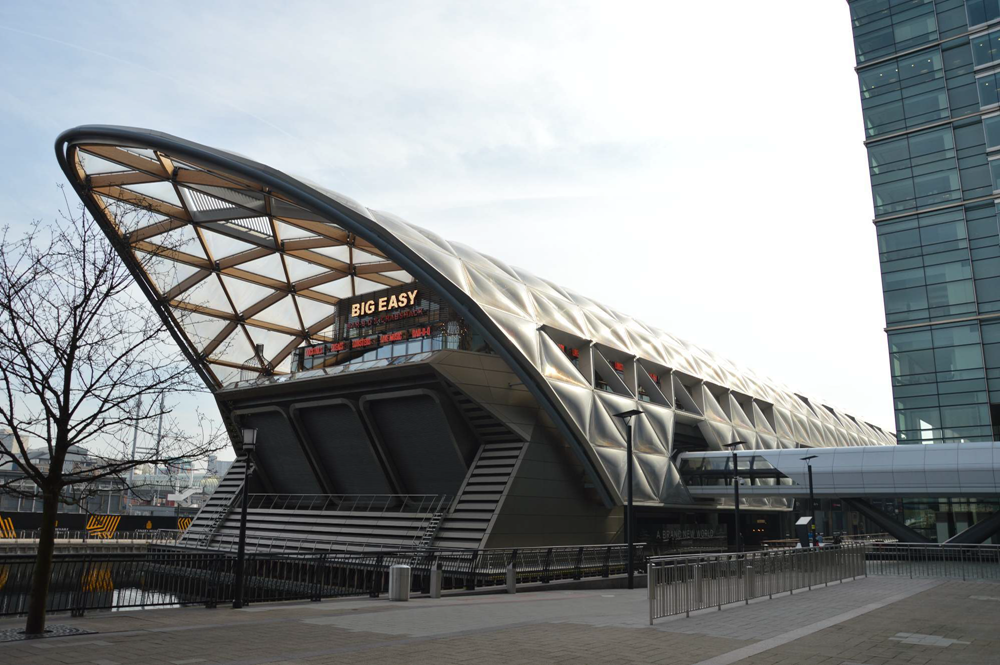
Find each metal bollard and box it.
[430,561,442,599]
[693,564,701,608]
[388,565,411,601]
[506,564,517,594]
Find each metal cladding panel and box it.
[361,392,468,496]
[235,409,323,494]
[957,441,997,493]
[56,125,896,510]
[924,444,960,492]
[292,402,392,495]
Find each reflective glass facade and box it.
[851,0,1000,443]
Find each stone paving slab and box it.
[0,577,995,664]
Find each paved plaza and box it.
[0,576,997,664]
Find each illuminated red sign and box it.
[329,341,346,352]
[612,361,625,372]
[304,346,325,357]
[411,326,432,339]
[351,337,375,349]
[380,331,405,344]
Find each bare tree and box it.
[0,197,227,634]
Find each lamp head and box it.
[241,427,258,454]
[801,454,818,462]
[722,441,747,450]
[612,409,645,421]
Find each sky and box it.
[0,1,892,457]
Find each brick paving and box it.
[0,577,996,664]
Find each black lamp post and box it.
[722,441,747,552]
[612,408,644,590]
[801,454,817,546]
[233,428,257,609]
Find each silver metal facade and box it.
[56,126,895,509]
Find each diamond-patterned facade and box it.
[59,126,895,509]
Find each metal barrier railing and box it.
[649,542,1000,623]
[866,542,1000,580]
[0,550,390,617]
[649,545,867,623]
[6,529,184,544]
[245,494,452,514]
[0,542,646,617]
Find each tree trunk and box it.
[24,490,59,635]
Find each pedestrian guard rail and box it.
[649,542,1000,623]
[5,529,184,543]
[866,542,1000,580]
[0,542,645,617]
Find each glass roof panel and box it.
[200,228,257,259]
[352,248,384,264]
[210,327,256,363]
[220,274,276,312]
[123,181,183,207]
[298,298,337,327]
[310,276,354,299]
[241,327,298,363]
[284,256,328,281]
[178,311,230,353]
[276,220,318,240]
[354,277,386,295]
[239,253,285,278]
[253,294,299,327]
[208,363,243,386]
[175,273,229,309]
[381,270,413,283]
[313,245,351,262]
[134,251,201,293]
[273,356,293,375]
[147,224,207,259]
[122,147,159,161]
[78,151,131,174]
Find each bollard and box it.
[693,564,701,608]
[430,561,442,599]
[388,565,411,601]
[506,564,517,594]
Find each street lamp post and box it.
[801,455,818,546]
[612,408,645,590]
[233,428,257,609]
[722,442,747,552]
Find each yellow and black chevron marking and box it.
[85,515,121,539]
[0,515,15,539]
[177,517,192,532]
[81,566,114,592]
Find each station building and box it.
[57,126,901,552]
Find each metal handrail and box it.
[6,529,184,543]
[649,542,1000,623]
[0,542,647,617]
[245,494,452,514]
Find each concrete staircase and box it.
[179,457,246,549]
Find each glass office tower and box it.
[850,0,1000,445]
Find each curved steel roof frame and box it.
[55,125,894,509]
